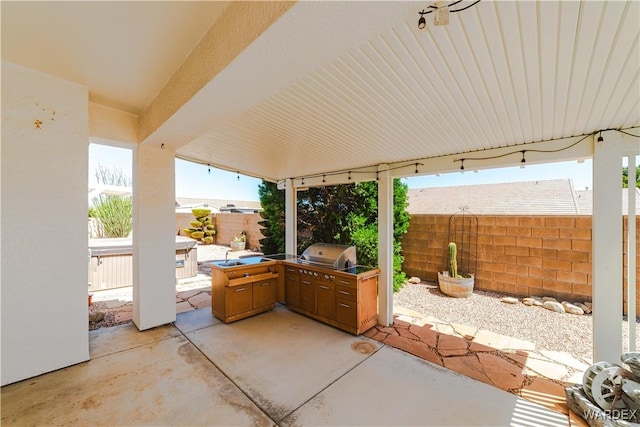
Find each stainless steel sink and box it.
[216,261,242,267]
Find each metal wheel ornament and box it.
[582,361,616,400]
[590,367,627,410]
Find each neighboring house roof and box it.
[575,188,640,215]
[176,197,262,213]
[407,179,639,215]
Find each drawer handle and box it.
[338,303,351,308]
[338,280,351,285]
[260,282,271,287]
[319,285,330,290]
[302,280,311,285]
[234,287,247,292]
[339,290,352,295]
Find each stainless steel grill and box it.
[299,243,356,270]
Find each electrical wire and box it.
[450,0,481,13]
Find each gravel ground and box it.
[395,282,640,364]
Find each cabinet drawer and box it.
[316,280,336,320]
[285,275,300,308]
[228,285,252,315]
[336,298,357,326]
[336,284,357,302]
[336,277,356,288]
[253,279,276,309]
[300,279,315,313]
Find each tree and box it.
[259,179,410,291]
[622,166,640,188]
[89,165,132,238]
[258,181,286,254]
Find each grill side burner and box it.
[299,243,356,270]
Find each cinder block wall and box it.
[402,214,640,314]
[176,212,264,250]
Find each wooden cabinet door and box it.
[336,298,357,327]
[285,268,300,309]
[227,285,252,316]
[316,279,336,320]
[300,277,315,314]
[253,279,276,309]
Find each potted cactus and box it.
[230,231,246,251]
[438,242,475,297]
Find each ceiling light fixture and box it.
[417,0,481,30]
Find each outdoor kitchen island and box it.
[210,248,380,335]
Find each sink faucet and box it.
[225,249,232,263]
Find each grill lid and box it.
[300,243,356,270]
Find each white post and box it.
[377,165,394,326]
[132,143,177,330]
[285,178,297,255]
[628,154,637,351]
[592,130,624,363]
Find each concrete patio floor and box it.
[2,305,573,426]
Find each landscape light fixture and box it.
[417,0,481,30]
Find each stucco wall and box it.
[402,214,640,314]
[1,62,90,385]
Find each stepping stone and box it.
[437,334,468,356]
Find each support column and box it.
[132,143,176,330]
[627,154,637,351]
[377,165,393,326]
[285,178,297,255]
[592,130,624,362]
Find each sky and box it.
[89,143,596,202]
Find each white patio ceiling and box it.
[172,0,640,182]
[3,1,638,183]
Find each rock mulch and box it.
[395,281,640,364]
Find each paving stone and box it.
[377,326,399,336]
[500,297,519,304]
[468,341,495,353]
[383,334,442,366]
[437,334,468,356]
[393,318,411,329]
[392,305,425,319]
[397,327,419,340]
[187,292,211,309]
[443,355,492,386]
[105,299,131,309]
[175,301,194,314]
[472,330,535,351]
[565,371,584,385]
[364,330,388,342]
[502,351,529,366]
[410,317,434,328]
[114,306,133,323]
[476,353,525,391]
[432,323,455,335]
[520,377,569,415]
[408,324,438,348]
[177,289,202,300]
[450,323,477,339]
[524,357,568,380]
[540,350,590,371]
